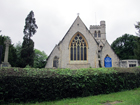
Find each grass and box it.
[9,87,140,105]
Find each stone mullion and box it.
[83,43,84,60]
[70,46,71,60]
[76,43,77,60]
[86,46,87,60]
[80,46,81,60]
[73,44,74,60]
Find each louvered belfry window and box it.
[70,33,87,61]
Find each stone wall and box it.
[45,45,60,68]
[100,41,120,67]
[45,17,120,69]
[120,60,140,68]
[58,16,98,68]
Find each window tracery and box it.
[70,33,87,61]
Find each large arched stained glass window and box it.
[70,33,87,61]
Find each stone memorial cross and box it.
[4,39,11,63]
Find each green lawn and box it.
[9,87,140,105]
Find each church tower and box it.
[89,21,106,44]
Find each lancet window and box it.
[94,31,97,37]
[98,31,101,37]
[70,33,87,61]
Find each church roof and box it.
[47,16,98,61]
[58,16,98,45]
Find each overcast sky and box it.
[0,0,140,55]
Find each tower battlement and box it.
[90,25,101,29]
[90,21,105,29]
[89,21,106,41]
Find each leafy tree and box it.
[8,44,17,67]
[135,22,140,37]
[0,35,5,60]
[21,38,35,67]
[111,34,138,60]
[134,38,140,60]
[23,11,38,40]
[14,41,22,67]
[33,49,47,68]
[21,11,38,67]
[134,22,140,60]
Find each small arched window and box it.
[53,56,59,68]
[94,31,97,37]
[98,31,101,37]
[70,33,87,61]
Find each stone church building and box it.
[45,16,120,69]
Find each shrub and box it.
[0,67,140,103]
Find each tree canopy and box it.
[111,34,138,60]
[23,11,38,40]
[21,38,34,67]
[135,22,140,37]
[21,11,38,67]
[134,22,140,60]
[33,49,47,68]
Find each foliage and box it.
[8,44,17,67]
[111,34,138,59]
[33,49,47,68]
[0,35,5,62]
[0,67,140,104]
[13,87,140,105]
[134,22,140,60]
[21,38,34,67]
[135,21,140,37]
[21,11,38,68]
[134,38,140,60]
[23,11,38,40]
[14,41,22,67]
[25,64,31,68]
[0,35,17,67]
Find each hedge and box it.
[0,67,140,103]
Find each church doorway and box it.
[104,55,112,67]
[53,56,59,68]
